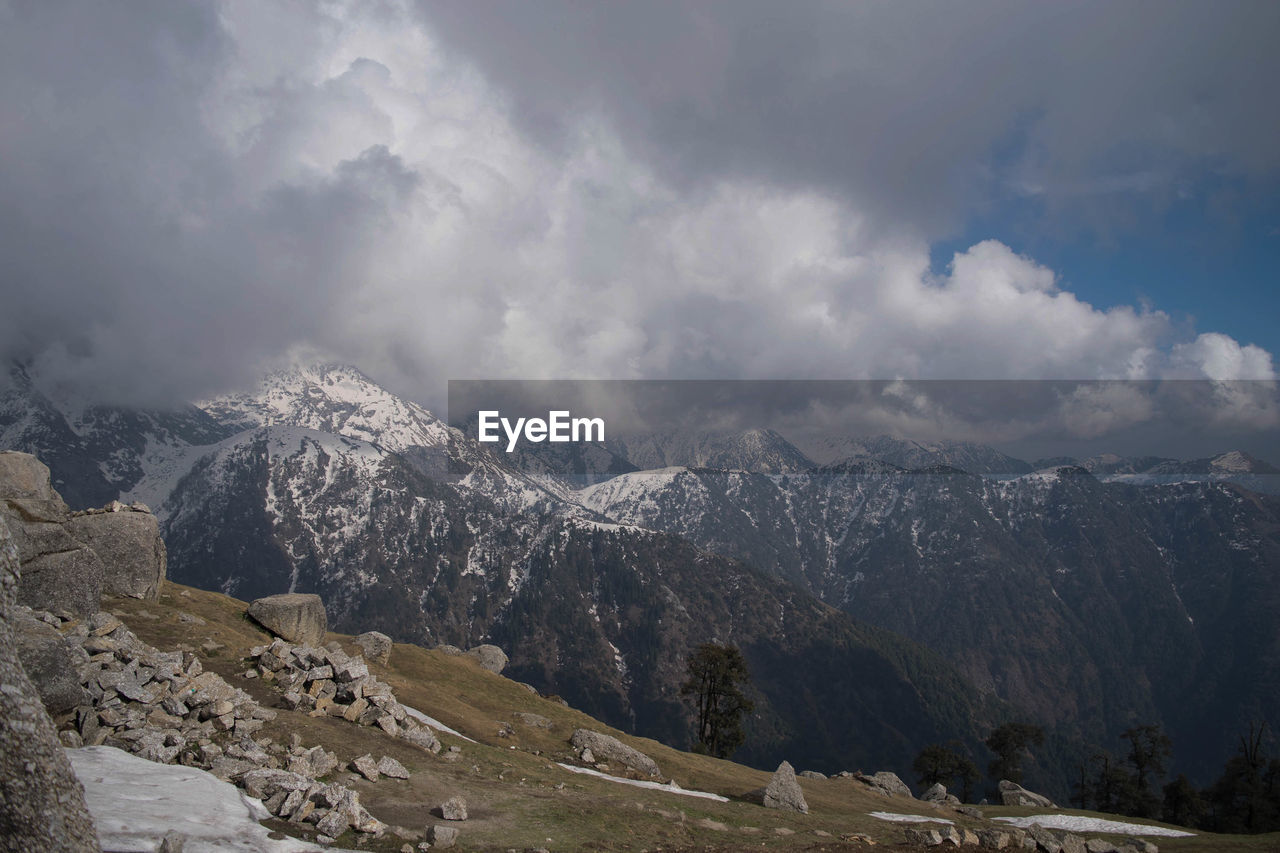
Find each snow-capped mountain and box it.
[1,360,1002,776]
[199,364,452,453]
[604,428,815,474]
[0,363,236,508]
[196,363,590,515]
[580,458,1280,780]
[796,433,1035,475]
[5,358,1279,788]
[1036,450,1280,493]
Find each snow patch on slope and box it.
[994,815,1194,837]
[68,745,355,852]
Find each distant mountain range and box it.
[3,360,1278,797]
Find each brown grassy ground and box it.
[97,582,1279,853]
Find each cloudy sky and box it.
[2,0,1278,410]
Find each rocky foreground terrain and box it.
[0,448,1270,852]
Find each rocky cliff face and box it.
[0,513,100,852]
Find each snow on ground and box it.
[994,815,1195,837]
[67,746,358,852]
[401,705,477,743]
[556,763,729,801]
[869,811,955,824]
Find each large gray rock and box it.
[246,593,327,646]
[999,778,1057,807]
[354,630,392,665]
[570,729,661,777]
[465,643,507,673]
[13,611,89,715]
[0,452,103,616]
[66,507,166,600]
[0,515,101,851]
[0,451,69,516]
[761,760,809,813]
[855,769,914,798]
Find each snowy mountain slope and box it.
[604,427,815,474]
[795,433,1035,475]
[1035,450,1280,493]
[198,363,589,516]
[155,422,1000,777]
[578,459,1280,783]
[1,362,236,508]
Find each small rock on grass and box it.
[427,825,459,847]
[377,756,410,779]
[439,796,468,820]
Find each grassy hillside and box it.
[90,581,1278,852]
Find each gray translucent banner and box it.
[448,379,1279,488]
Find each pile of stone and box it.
[246,637,442,754]
[241,768,385,838]
[38,608,391,840]
[57,610,269,762]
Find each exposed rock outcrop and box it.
[0,451,104,616]
[66,504,166,601]
[246,593,327,646]
[570,728,661,777]
[11,607,90,715]
[0,514,101,852]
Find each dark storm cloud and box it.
[0,1,1275,412]
[418,0,1280,236]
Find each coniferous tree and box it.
[912,742,979,801]
[1119,724,1172,818]
[1208,721,1278,834]
[1161,774,1205,828]
[985,722,1044,785]
[680,643,754,759]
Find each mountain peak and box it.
[199,363,450,453]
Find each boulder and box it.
[12,611,89,715]
[354,631,392,665]
[66,507,166,600]
[0,451,69,517]
[465,643,508,673]
[440,796,468,820]
[798,770,827,780]
[921,781,962,806]
[0,514,101,851]
[904,826,944,846]
[855,770,914,798]
[427,825,459,847]
[998,779,1057,808]
[1060,835,1089,853]
[0,452,104,616]
[761,760,808,813]
[570,729,661,777]
[246,593,327,646]
[377,756,410,779]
